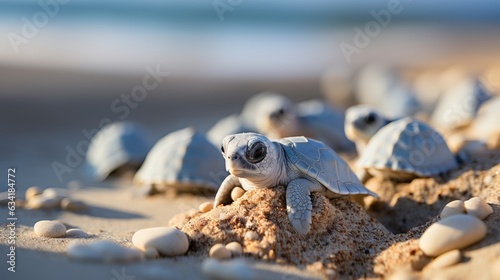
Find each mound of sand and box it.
[171,186,394,278]
[170,153,500,279]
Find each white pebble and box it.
[245,231,259,241]
[61,198,88,212]
[132,227,189,257]
[66,229,89,238]
[66,240,142,263]
[199,202,213,213]
[202,258,257,280]
[209,244,231,260]
[440,200,466,219]
[231,187,245,201]
[27,196,60,210]
[419,214,487,257]
[464,197,493,220]
[42,187,69,200]
[25,186,42,200]
[483,175,493,185]
[426,249,461,269]
[34,220,67,238]
[226,242,243,257]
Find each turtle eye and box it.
[364,113,376,124]
[246,142,267,164]
[220,145,225,154]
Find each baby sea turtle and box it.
[85,121,152,181]
[356,117,458,183]
[469,96,500,141]
[241,92,355,152]
[213,133,377,235]
[431,77,491,132]
[207,114,254,147]
[134,127,226,194]
[355,65,420,119]
[344,105,393,154]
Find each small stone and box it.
[231,187,245,201]
[27,196,60,210]
[66,228,89,238]
[440,200,466,219]
[62,202,84,214]
[202,259,257,280]
[209,244,231,260]
[61,198,88,212]
[419,214,487,257]
[132,227,189,257]
[144,248,159,259]
[483,175,493,185]
[66,240,142,263]
[25,186,42,200]
[34,220,67,238]
[464,197,493,220]
[199,202,213,213]
[245,231,259,241]
[225,242,243,257]
[42,187,69,200]
[426,249,461,269]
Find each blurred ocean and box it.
[1,0,500,81]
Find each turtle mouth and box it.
[226,159,258,177]
[229,169,248,176]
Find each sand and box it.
[0,67,499,279]
[1,151,499,280]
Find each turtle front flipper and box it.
[214,175,241,207]
[286,178,323,235]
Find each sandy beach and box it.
[1,4,500,277]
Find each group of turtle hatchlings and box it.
[85,70,499,234]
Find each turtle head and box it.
[254,93,300,138]
[220,133,279,180]
[345,105,389,144]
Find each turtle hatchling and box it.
[356,117,458,183]
[213,133,377,235]
[85,121,153,181]
[431,77,491,132]
[242,91,355,152]
[354,65,420,119]
[207,114,255,147]
[134,127,226,194]
[344,105,394,154]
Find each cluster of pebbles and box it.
[24,186,88,212]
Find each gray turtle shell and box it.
[207,114,255,146]
[278,136,377,197]
[85,121,152,181]
[357,117,458,177]
[134,127,226,192]
[297,100,355,152]
[431,78,491,131]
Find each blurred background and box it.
[1,0,500,188]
